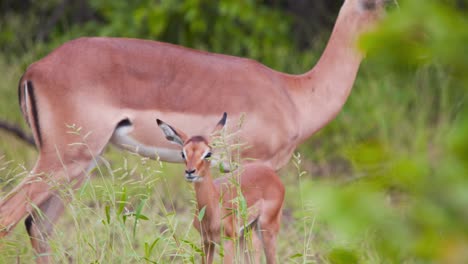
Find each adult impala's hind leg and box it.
[0,142,96,235]
[26,195,65,264]
[0,154,59,237]
[26,165,91,263]
[0,117,119,261]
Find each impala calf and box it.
[157,113,285,264]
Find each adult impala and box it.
[158,113,285,264]
[0,0,385,262]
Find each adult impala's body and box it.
[157,113,285,264]
[0,0,384,262]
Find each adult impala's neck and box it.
[194,170,220,220]
[288,0,382,142]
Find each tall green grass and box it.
[0,136,315,263]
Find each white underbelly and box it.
[110,124,183,163]
[110,124,233,171]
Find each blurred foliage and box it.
[360,0,468,80]
[87,0,294,68]
[0,0,338,71]
[301,0,468,263]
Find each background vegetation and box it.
[0,0,467,263]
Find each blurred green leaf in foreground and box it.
[304,0,468,263]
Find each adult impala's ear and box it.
[212,112,227,134]
[156,119,188,146]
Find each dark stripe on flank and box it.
[17,79,22,113]
[17,74,26,120]
[27,81,42,147]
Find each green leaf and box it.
[181,239,204,254]
[328,248,359,264]
[117,186,128,216]
[289,253,303,259]
[144,238,160,259]
[219,161,226,173]
[198,206,206,222]
[105,204,111,224]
